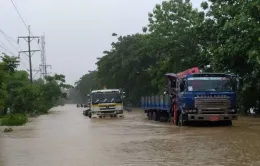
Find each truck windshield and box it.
[187,77,232,91]
[91,92,122,104]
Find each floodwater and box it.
[1,105,260,166]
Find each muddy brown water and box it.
[1,104,260,166]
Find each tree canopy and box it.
[0,53,71,117]
[74,0,260,113]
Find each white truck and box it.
[83,88,125,118]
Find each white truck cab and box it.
[87,88,125,118]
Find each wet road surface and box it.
[1,104,260,166]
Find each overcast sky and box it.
[0,0,203,85]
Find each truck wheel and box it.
[152,112,159,121]
[152,112,156,121]
[88,112,92,118]
[159,117,165,122]
[148,112,152,120]
[178,114,187,126]
[175,111,179,126]
[178,114,182,126]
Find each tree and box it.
[75,0,260,112]
[142,0,208,91]
[0,53,71,118]
[95,34,158,105]
[75,0,206,105]
[199,0,260,113]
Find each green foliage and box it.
[0,114,28,126]
[74,0,260,113]
[198,0,260,112]
[74,70,98,102]
[0,53,71,125]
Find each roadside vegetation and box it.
[73,0,260,114]
[0,54,72,126]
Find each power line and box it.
[0,45,27,70]
[0,42,16,56]
[32,68,41,79]
[0,45,13,56]
[9,0,43,79]
[0,30,28,59]
[10,0,29,32]
[0,30,20,52]
[9,0,41,50]
[0,30,28,63]
[0,30,18,44]
[10,0,41,50]
[0,44,27,69]
[8,0,40,50]
[0,35,27,69]
[29,31,41,50]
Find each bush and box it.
[0,114,28,126]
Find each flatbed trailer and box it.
[141,95,171,122]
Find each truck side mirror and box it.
[231,78,239,91]
[236,78,239,90]
[180,81,185,92]
[87,94,90,97]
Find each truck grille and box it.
[100,111,115,114]
[99,105,116,110]
[195,97,231,113]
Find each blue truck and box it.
[141,67,239,126]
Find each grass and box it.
[0,114,28,126]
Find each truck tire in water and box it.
[178,114,183,126]
[152,111,160,121]
[88,112,92,118]
[148,112,152,120]
[159,117,167,122]
[175,111,180,126]
[178,114,188,126]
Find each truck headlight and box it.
[228,109,235,112]
[183,110,196,113]
[189,110,197,113]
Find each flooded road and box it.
[1,104,260,166]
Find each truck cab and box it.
[176,73,238,125]
[141,67,239,126]
[86,89,125,118]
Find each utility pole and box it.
[40,34,51,78]
[18,26,40,83]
